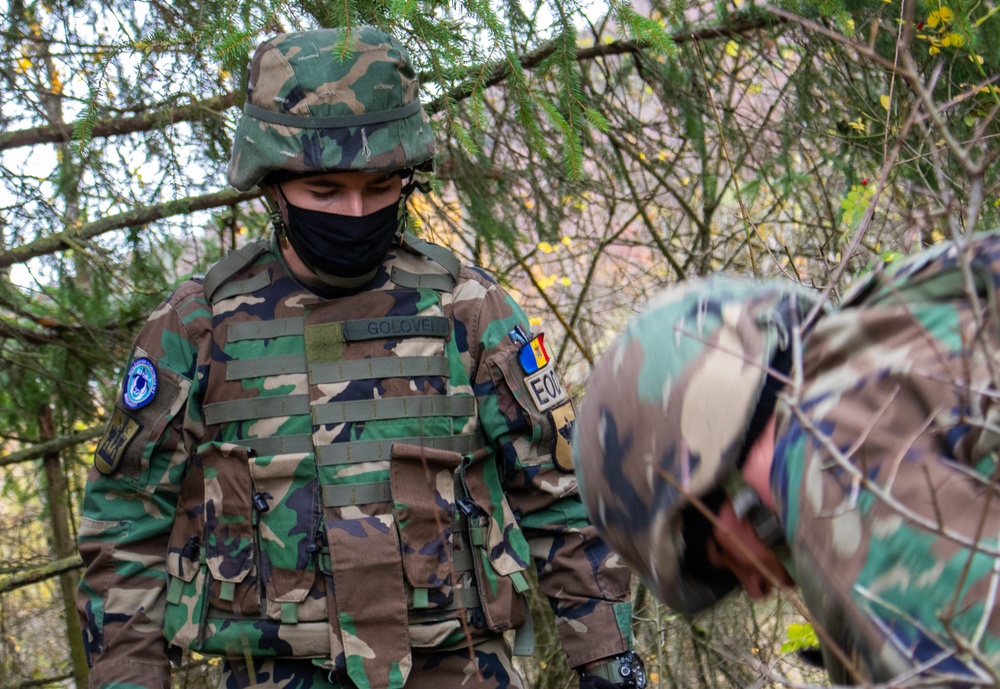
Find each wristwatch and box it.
[581,651,647,689]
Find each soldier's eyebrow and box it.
[304,179,346,190]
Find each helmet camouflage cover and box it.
[573,276,821,613]
[227,26,436,191]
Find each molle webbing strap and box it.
[228,318,305,342]
[401,232,461,280]
[304,318,449,363]
[512,610,535,656]
[407,586,480,619]
[204,394,310,426]
[340,316,450,342]
[211,271,271,303]
[316,433,483,466]
[227,354,308,380]
[391,267,455,293]
[310,356,449,384]
[323,481,392,507]
[452,549,475,573]
[202,241,270,304]
[242,434,313,457]
[313,395,476,425]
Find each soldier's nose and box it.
[343,193,365,217]
[741,572,773,600]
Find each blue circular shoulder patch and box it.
[123,357,158,410]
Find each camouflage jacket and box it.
[773,232,1000,685]
[77,235,633,689]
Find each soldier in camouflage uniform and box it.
[574,232,1000,686]
[77,26,640,689]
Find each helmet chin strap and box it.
[722,470,786,550]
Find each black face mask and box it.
[281,194,401,280]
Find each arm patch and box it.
[94,406,141,475]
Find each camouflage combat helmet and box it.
[227,26,436,191]
[573,276,822,613]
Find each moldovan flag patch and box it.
[518,334,550,374]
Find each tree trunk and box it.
[38,405,89,689]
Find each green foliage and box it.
[781,621,819,654]
[840,182,877,227]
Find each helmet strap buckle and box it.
[724,471,786,550]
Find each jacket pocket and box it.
[458,448,532,632]
[163,537,209,650]
[199,441,259,614]
[248,452,323,622]
[390,443,463,609]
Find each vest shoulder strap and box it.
[401,232,462,282]
[203,240,270,304]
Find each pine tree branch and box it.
[0,554,84,594]
[425,15,789,112]
[0,189,260,269]
[0,92,238,151]
[0,425,104,468]
[2,18,783,152]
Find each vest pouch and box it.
[325,514,412,689]
[199,441,259,615]
[458,448,532,632]
[390,443,463,610]
[163,543,210,650]
[248,452,324,622]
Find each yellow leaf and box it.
[725,40,739,57]
[946,32,964,46]
[880,94,891,110]
[929,45,941,55]
[524,199,535,210]
[538,241,553,253]
[560,277,571,287]
[16,57,31,73]
[970,54,985,64]
[928,10,941,27]
[940,6,954,22]
[529,317,543,327]
[560,236,572,246]
[681,176,691,186]
[941,34,952,46]
[638,151,646,160]
[847,117,866,131]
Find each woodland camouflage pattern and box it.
[576,231,1000,686]
[78,238,633,689]
[227,27,436,191]
[573,277,819,613]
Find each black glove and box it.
[578,651,647,689]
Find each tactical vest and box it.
[161,237,532,688]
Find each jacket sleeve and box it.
[77,281,210,689]
[457,268,634,669]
